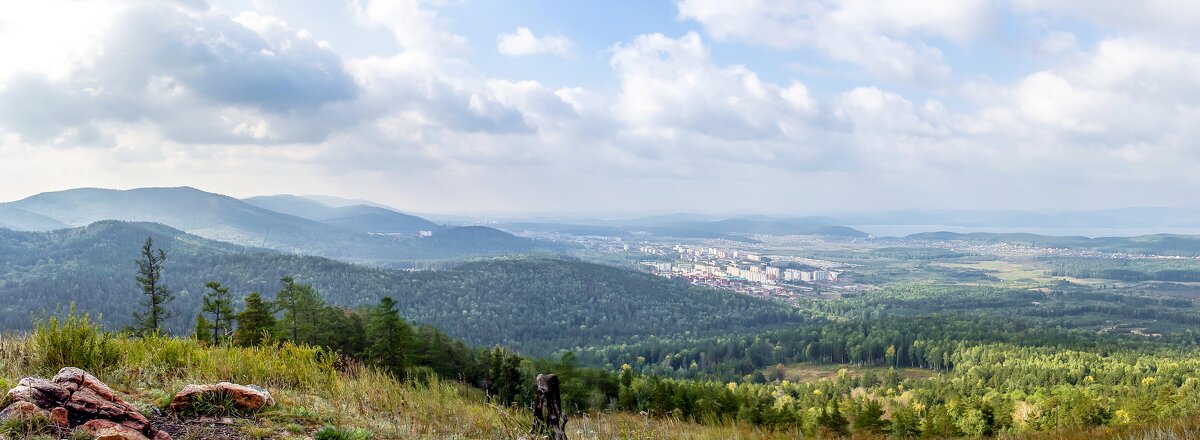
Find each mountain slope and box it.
[241,194,336,221]
[3,187,540,261]
[245,194,441,234]
[5,187,354,249]
[0,205,68,231]
[0,222,804,355]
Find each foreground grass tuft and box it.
[313,425,373,440]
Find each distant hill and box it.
[245,194,441,234]
[494,222,634,238]
[1,187,545,262]
[908,231,1200,256]
[652,218,869,238]
[301,194,396,209]
[0,205,68,231]
[241,194,336,221]
[494,216,868,240]
[320,205,442,235]
[0,221,803,355]
[834,208,1200,229]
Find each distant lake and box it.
[852,224,1200,238]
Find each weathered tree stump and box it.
[529,374,567,440]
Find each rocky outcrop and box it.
[0,400,49,421]
[169,382,275,413]
[0,367,168,440]
[1,367,274,439]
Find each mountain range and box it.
[0,187,546,262]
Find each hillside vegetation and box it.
[0,221,803,355]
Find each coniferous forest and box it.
[5,220,1200,438]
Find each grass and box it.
[0,416,53,438]
[2,308,1198,439]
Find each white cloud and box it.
[497,27,573,57]
[610,32,819,141]
[676,0,996,82]
[352,0,467,54]
[1037,30,1077,55]
[2,1,1200,213]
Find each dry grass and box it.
[0,323,813,439]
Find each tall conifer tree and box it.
[133,237,173,335]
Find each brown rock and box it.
[0,400,49,421]
[53,367,135,412]
[18,377,71,407]
[79,419,150,440]
[5,377,71,410]
[5,385,34,404]
[152,430,173,440]
[51,367,87,392]
[66,387,129,421]
[169,382,274,413]
[50,406,69,427]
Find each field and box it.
[763,362,939,384]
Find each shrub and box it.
[32,304,120,375]
[173,390,242,417]
[313,425,373,440]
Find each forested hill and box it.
[909,231,1200,255]
[0,187,549,262]
[243,194,442,234]
[0,221,805,356]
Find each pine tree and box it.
[817,401,850,436]
[235,292,277,347]
[365,297,411,376]
[193,314,212,344]
[202,281,236,345]
[853,398,889,434]
[274,276,322,344]
[132,237,174,335]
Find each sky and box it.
[0,0,1198,215]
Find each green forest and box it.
[10,222,1200,438]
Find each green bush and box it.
[172,390,241,417]
[32,304,120,375]
[313,425,372,440]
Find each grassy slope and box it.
[0,315,800,440]
[0,324,1188,439]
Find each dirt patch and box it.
[770,363,939,383]
[150,414,251,440]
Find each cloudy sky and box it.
[0,0,1197,215]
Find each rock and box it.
[4,368,169,440]
[50,406,69,427]
[79,419,150,440]
[17,377,71,407]
[66,387,134,421]
[169,382,274,413]
[54,367,133,411]
[6,377,70,409]
[61,379,151,435]
[5,385,34,404]
[0,400,49,421]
